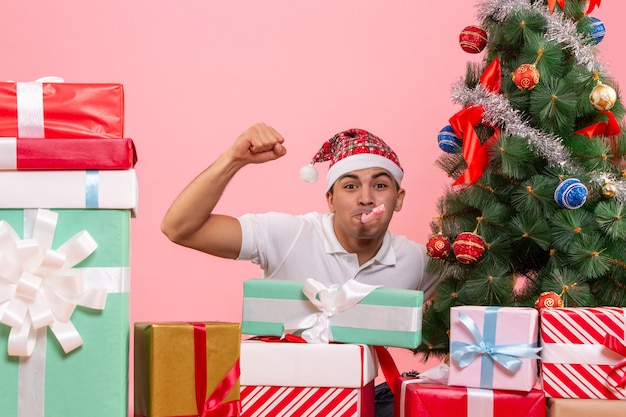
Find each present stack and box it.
[0,78,137,417]
[395,303,626,417]
[240,277,425,416]
[395,305,546,417]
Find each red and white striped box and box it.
[240,341,377,417]
[540,307,626,399]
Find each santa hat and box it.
[300,128,404,192]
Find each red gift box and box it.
[394,378,545,417]
[0,137,137,169]
[0,81,124,138]
[540,307,626,399]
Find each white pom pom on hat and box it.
[301,128,403,192]
[300,163,319,183]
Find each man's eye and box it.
[374,183,388,189]
[344,184,356,189]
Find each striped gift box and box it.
[241,384,372,417]
[540,307,626,399]
[240,341,376,417]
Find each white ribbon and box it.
[0,137,17,169]
[0,208,107,356]
[283,278,381,343]
[467,388,494,417]
[541,343,625,366]
[15,77,64,138]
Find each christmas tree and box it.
[416,0,626,360]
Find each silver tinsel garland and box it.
[451,0,626,201]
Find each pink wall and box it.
[3,1,626,414]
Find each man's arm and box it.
[160,123,287,258]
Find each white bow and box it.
[283,278,381,343]
[0,209,107,356]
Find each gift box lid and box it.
[240,340,377,388]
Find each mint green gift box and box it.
[0,209,130,417]
[241,278,423,348]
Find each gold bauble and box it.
[590,82,617,111]
[602,182,617,198]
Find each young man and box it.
[161,122,439,417]
[162,122,439,297]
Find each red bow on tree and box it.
[449,59,502,189]
[586,0,601,14]
[547,0,565,13]
[573,111,621,138]
[548,0,601,14]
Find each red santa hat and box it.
[300,128,404,192]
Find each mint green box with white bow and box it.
[241,278,423,348]
[0,208,130,417]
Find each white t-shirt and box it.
[237,212,439,300]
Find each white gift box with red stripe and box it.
[540,307,626,399]
[240,340,377,417]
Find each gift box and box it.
[0,137,137,170]
[134,322,241,417]
[0,169,138,215]
[394,379,545,417]
[240,340,377,417]
[448,306,541,392]
[0,80,124,138]
[241,278,424,348]
[547,397,626,417]
[540,307,626,399]
[0,208,131,417]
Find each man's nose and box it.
[358,188,375,205]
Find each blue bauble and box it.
[589,16,605,44]
[554,178,588,209]
[437,125,462,154]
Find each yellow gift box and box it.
[134,322,241,417]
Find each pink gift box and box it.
[394,379,545,417]
[448,306,540,392]
[540,307,626,399]
[240,341,377,417]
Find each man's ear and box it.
[394,188,406,212]
[326,190,336,213]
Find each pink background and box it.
[3,1,625,414]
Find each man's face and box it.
[326,167,405,243]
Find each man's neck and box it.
[336,233,385,266]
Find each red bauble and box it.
[512,64,540,90]
[459,25,488,54]
[452,232,486,264]
[426,233,452,259]
[535,291,564,309]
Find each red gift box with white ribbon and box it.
[540,307,626,399]
[0,137,137,170]
[394,378,545,417]
[0,80,124,138]
[240,341,377,417]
